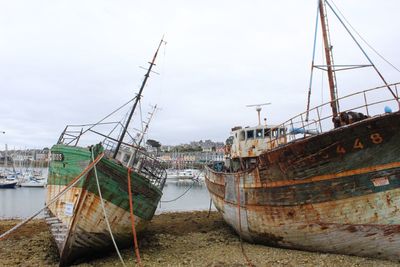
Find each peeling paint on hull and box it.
[205,112,400,260]
[46,144,163,266]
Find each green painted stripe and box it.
[48,144,162,220]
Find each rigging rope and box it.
[76,97,137,138]
[306,3,321,121]
[127,168,143,267]
[329,0,400,73]
[91,150,127,267]
[160,178,198,203]
[0,152,104,241]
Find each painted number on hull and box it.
[336,133,383,155]
[51,153,64,161]
[370,133,383,144]
[353,138,364,149]
[336,145,346,154]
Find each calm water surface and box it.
[0,179,214,219]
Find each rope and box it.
[236,175,254,267]
[0,152,104,241]
[160,178,197,203]
[329,0,400,73]
[127,168,142,266]
[91,151,127,267]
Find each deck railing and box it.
[57,122,167,189]
[266,82,400,149]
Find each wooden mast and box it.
[318,0,339,118]
[113,38,165,159]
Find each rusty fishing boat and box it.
[205,0,400,260]
[45,39,167,266]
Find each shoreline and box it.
[0,211,398,266]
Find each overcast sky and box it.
[1,0,399,149]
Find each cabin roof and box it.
[231,125,283,133]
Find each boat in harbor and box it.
[45,39,167,266]
[0,179,17,189]
[205,0,400,261]
[166,168,201,181]
[20,176,46,187]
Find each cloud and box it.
[0,0,399,148]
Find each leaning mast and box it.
[113,38,165,159]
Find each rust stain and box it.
[386,194,391,206]
[346,225,357,233]
[255,161,400,188]
[383,225,400,236]
[287,210,295,218]
[365,233,377,237]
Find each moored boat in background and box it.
[0,179,17,189]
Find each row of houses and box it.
[156,151,224,165]
[0,148,50,163]
[160,140,225,153]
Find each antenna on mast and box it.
[113,37,166,159]
[246,103,271,125]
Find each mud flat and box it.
[0,211,398,266]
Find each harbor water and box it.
[0,178,213,219]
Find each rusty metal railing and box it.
[266,82,400,149]
[56,122,167,190]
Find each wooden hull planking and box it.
[46,144,162,266]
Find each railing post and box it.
[57,126,68,144]
[300,114,306,137]
[363,91,370,116]
[290,119,295,141]
[316,108,323,133]
[74,128,83,147]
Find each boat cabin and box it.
[228,125,287,159]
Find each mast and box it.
[113,38,165,159]
[318,0,339,118]
[127,105,158,167]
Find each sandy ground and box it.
[0,211,399,266]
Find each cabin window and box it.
[246,130,254,139]
[264,128,271,137]
[272,129,279,138]
[256,129,263,138]
[280,128,286,137]
[239,131,245,141]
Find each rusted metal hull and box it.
[46,144,163,266]
[205,112,400,260]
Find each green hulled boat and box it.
[46,39,167,266]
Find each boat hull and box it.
[0,181,17,189]
[46,144,163,266]
[205,112,400,260]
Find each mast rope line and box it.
[0,152,105,241]
[61,96,138,144]
[324,0,399,104]
[127,168,143,267]
[160,175,202,203]
[329,0,400,74]
[91,150,127,267]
